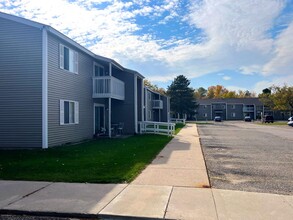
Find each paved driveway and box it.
[198,121,293,195]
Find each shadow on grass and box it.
[0,135,172,183]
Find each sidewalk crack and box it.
[163,186,173,219]
[211,189,220,220]
[5,182,53,207]
[98,184,129,214]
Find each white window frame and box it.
[148,92,151,101]
[93,62,105,76]
[204,113,208,117]
[148,110,152,120]
[60,100,79,125]
[59,44,78,74]
[232,104,236,109]
[231,112,236,117]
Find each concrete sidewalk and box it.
[1,124,293,219]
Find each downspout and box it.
[42,26,48,149]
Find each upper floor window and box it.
[148,110,152,119]
[232,105,236,109]
[94,63,105,76]
[148,92,151,101]
[231,112,236,117]
[59,44,78,74]
[60,100,79,125]
[204,105,207,109]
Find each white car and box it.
[288,116,293,127]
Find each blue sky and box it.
[1,0,293,93]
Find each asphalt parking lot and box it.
[197,121,293,195]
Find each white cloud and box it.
[0,0,292,92]
[262,20,293,75]
[223,76,231,81]
[253,74,293,94]
[226,85,248,92]
[239,65,262,75]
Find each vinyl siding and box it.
[47,33,94,147]
[196,105,212,120]
[137,78,143,122]
[145,90,153,121]
[161,96,168,122]
[112,71,135,134]
[226,104,243,120]
[0,17,42,148]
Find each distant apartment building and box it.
[196,98,291,121]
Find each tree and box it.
[194,87,207,99]
[222,90,237,98]
[201,85,256,99]
[144,79,166,95]
[259,85,293,114]
[259,87,274,110]
[207,85,228,98]
[167,75,198,118]
[262,88,271,94]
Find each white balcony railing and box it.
[93,76,125,100]
[139,121,175,136]
[153,100,163,109]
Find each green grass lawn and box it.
[0,135,172,183]
[175,123,185,134]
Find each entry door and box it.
[95,105,105,134]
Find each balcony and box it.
[153,100,163,109]
[93,76,125,100]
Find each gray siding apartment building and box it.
[196,98,291,121]
[196,98,264,121]
[144,88,170,123]
[0,12,170,148]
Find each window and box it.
[148,110,152,119]
[204,105,207,109]
[231,112,236,117]
[148,92,151,101]
[232,105,235,109]
[94,64,105,76]
[60,100,79,125]
[204,113,208,117]
[60,44,78,73]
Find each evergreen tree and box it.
[167,75,198,118]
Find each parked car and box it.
[288,116,293,127]
[263,115,274,123]
[214,116,222,122]
[244,116,252,122]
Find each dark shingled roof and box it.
[197,98,263,105]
